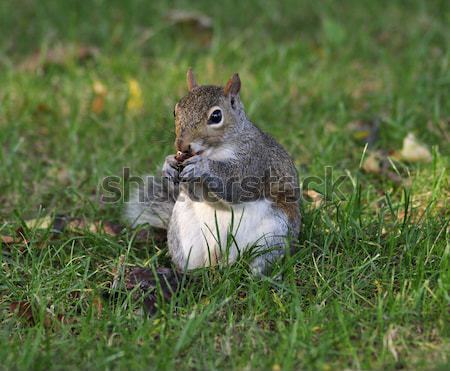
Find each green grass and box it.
[0,0,449,369]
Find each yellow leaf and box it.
[353,130,370,140]
[127,78,143,112]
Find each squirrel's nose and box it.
[175,138,190,153]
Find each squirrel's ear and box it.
[186,68,198,91]
[224,73,241,96]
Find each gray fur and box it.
[125,73,301,275]
[175,85,300,233]
[125,176,178,229]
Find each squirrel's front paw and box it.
[179,155,209,182]
[162,155,179,180]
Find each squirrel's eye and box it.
[173,109,176,117]
[208,109,222,125]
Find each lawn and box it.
[0,0,449,370]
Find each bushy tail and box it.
[124,176,178,229]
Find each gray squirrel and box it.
[125,69,300,274]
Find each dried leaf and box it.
[66,219,123,236]
[25,216,53,230]
[47,166,70,184]
[92,80,107,96]
[360,151,409,185]
[1,235,16,244]
[362,151,382,174]
[383,326,399,361]
[166,9,212,28]
[91,96,105,114]
[10,301,34,324]
[20,44,99,71]
[91,80,107,114]
[24,215,122,237]
[1,232,28,246]
[134,227,167,244]
[127,79,143,113]
[397,133,432,163]
[9,301,77,329]
[124,267,179,315]
[166,10,213,47]
[34,102,52,114]
[303,189,323,208]
[92,296,103,318]
[102,221,123,236]
[66,218,88,231]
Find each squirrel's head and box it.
[173,68,243,156]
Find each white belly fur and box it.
[170,191,288,270]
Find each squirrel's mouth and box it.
[175,141,205,163]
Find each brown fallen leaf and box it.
[134,227,167,244]
[93,80,107,96]
[362,151,382,174]
[66,218,123,236]
[47,165,71,185]
[360,150,410,185]
[1,235,16,244]
[92,296,103,319]
[1,232,28,248]
[24,215,123,237]
[34,102,53,115]
[102,221,124,236]
[91,95,105,114]
[65,218,88,231]
[25,216,54,230]
[303,189,323,208]
[20,44,99,71]
[91,80,107,114]
[383,326,399,361]
[10,301,77,329]
[165,10,213,47]
[396,133,432,163]
[10,301,34,325]
[124,266,179,315]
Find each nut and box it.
[175,150,193,163]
